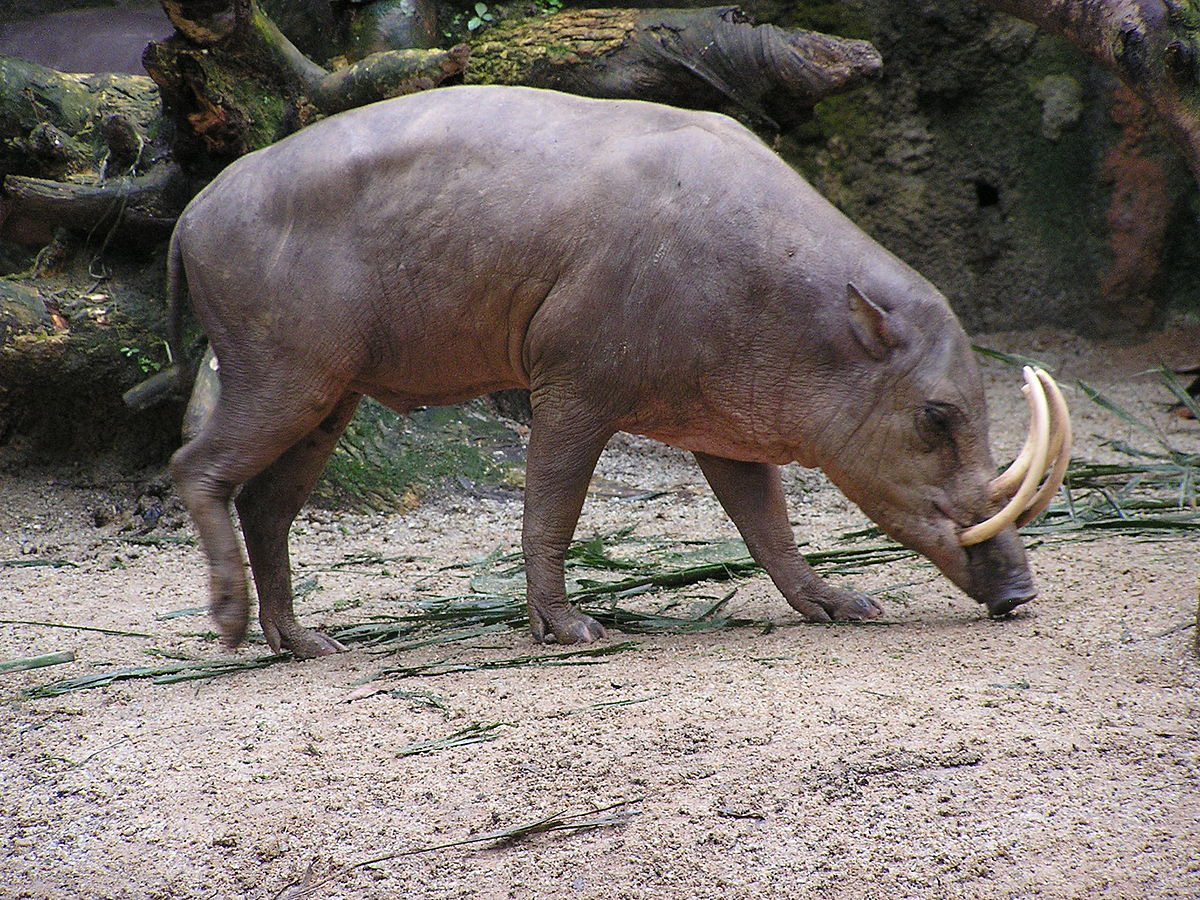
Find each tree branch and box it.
[2,162,187,239]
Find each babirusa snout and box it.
[959,367,1072,545]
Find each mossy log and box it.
[0,56,163,179]
[4,162,187,243]
[311,45,472,115]
[0,54,176,246]
[467,6,882,129]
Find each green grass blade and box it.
[0,619,154,638]
[1159,365,1200,420]
[395,722,508,757]
[270,798,641,899]
[971,345,1050,369]
[370,641,638,680]
[0,650,75,674]
[1077,380,1166,446]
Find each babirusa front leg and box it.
[521,399,613,643]
[694,452,882,622]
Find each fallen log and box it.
[466,6,882,129]
[0,56,162,179]
[2,162,188,242]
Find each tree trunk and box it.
[142,0,469,170]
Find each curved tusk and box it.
[990,385,1037,500]
[1014,368,1073,528]
[960,366,1051,546]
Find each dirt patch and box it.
[2,326,1198,900]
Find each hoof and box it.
[828,590,884,621]
[211,588,250,650]
[264,617,347,659]
[985,594,1033,618]
[530,607,607,644]
[789,586,882,623]
[285,629,347,660]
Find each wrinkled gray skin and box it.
[169,85,1035,659]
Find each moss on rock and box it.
[777,0,1200,332]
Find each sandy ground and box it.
[1,326,1198,900]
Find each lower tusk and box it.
[1015,368,1073,528]
[960,366,1052,546]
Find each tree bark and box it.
[4,163,187,242]
[143,0,469,168]
[466,6,881,129]
[979,0,1200,183]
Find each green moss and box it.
[463,10,635,85]
[464,39,524,85]
[777,86,881,213]
[1170,0,1200,28]
[205,64,289,152]
[757,0,874,38]
[0,57,88,139]
[1012,131,1100,262]
[810,91,876,146]
[1017,33,1091,85]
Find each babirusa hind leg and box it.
[236,392,362,658]
[170,372,351,653]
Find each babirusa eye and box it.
[923,402,951,430]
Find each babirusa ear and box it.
[846,283,899,359]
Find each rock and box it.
[1038,74,1084,141]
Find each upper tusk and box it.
[960,366,1052,546]
[990,382,1037,501]
[1014,368,1073,528]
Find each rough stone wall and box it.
[619,0,1187,333]
[756,0,1200,334]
